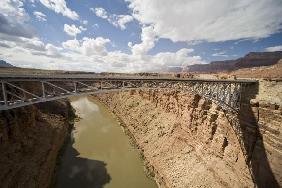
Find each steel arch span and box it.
[0,74,257,112]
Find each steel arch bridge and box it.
[0,74,257,112]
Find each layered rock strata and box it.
[95,89,282,188]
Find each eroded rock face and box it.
[245,100,282,187]
[0,100,74,188]
[96,89,282,188]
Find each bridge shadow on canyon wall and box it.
[55,137,111,188]
[226,82,279,188]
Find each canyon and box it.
[0,61,281,187]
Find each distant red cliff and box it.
[185,51,282,73]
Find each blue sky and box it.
[0,0,282,72]
[25,0,138,49]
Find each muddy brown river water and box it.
[56,96,157,188]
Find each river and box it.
[56,96,157,188]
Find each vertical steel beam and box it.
[216,83,219,101]
[73,82,77,93]
[42,81,46,98]
[201,82,204,95]
[228,83,232,106]
[1,81,7,106]
[238,83,243,110]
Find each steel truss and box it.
[0,76,256,112]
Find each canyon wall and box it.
[95,87,282,188]
[0,100,75,188]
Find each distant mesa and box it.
[0,60,15,68]
[185,51,282,73]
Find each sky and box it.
[0,0,282,72]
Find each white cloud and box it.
[81,37,110,56]
[0,1,204,74]
[82,20,88,25]
[33,11,47,21]
[92,7,108,19]
[63,24,82,37]
[21,37,45,51]
[92,47,203,72]
[62,39,80,50]
[63,24,87,37]
[45,43,62,57]
[126,0,282,42]
[265,45,282,52]
[0,0,34,38]
[62,37,110,56]
[91,7,133,30]
[1,30,204,72]
[0,0,27,22]
[0,33,63,59]
[0,35,45,51]
[151,48,203,68]
[79,25,87,31]
[129,25,157,56]
[212,51,229,57]
[39,0,79,20]
[112,15,134,30]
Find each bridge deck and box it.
[0,74,257,83]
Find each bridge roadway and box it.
[0,74,257,111]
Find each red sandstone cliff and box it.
[185,51,282,73]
